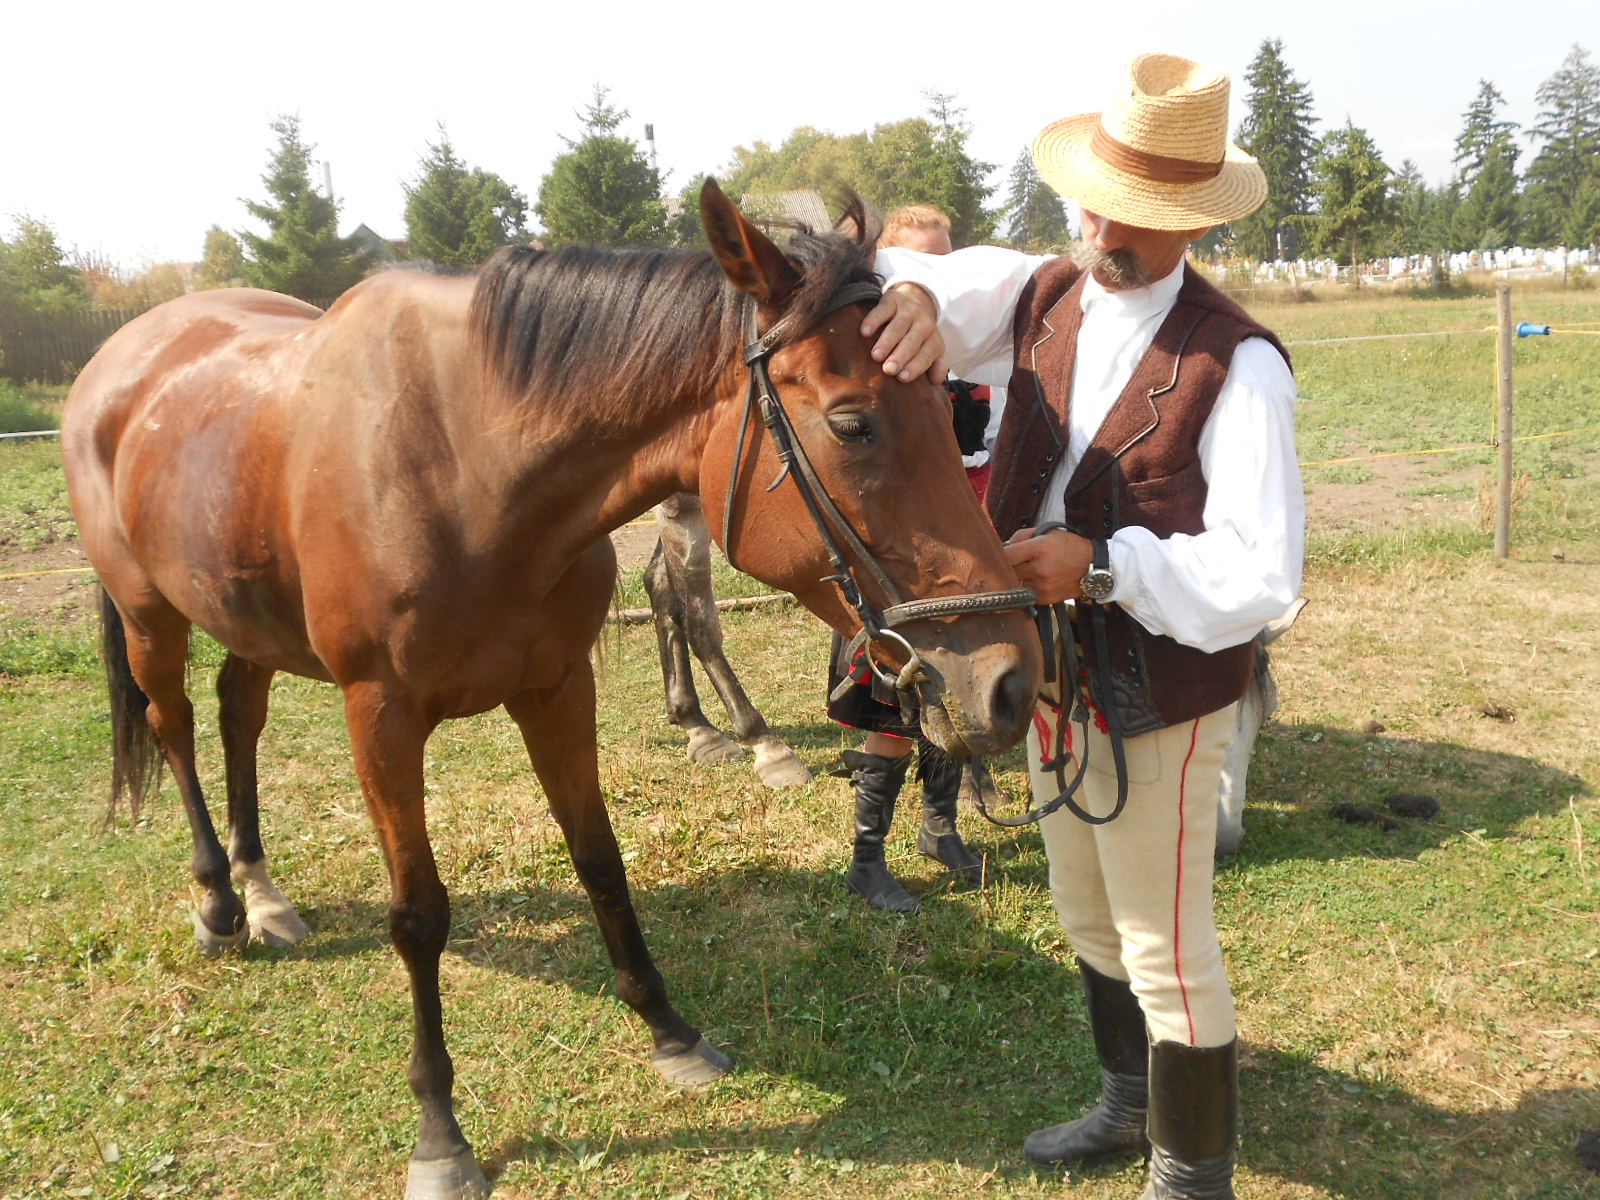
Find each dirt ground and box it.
[0,457,1484,628]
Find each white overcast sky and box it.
[6,1,1595,269]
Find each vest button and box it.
[1102,499,1113,511]
[1031,483,1041,494]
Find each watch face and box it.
[1081,568,1115,601]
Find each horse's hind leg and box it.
[118,603,247,955]
[217,653,309,946]
[505,667,732,1088]
[658,494,810,788]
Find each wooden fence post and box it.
[1494,282,1514,559]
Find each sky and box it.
[6,1,1595,270]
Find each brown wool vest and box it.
[987,259,1291,736]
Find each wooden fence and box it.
[0,309,143,383]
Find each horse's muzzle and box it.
[913,639,1039,758]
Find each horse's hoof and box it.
[753,746,812,789]
[190,911,248,958]
[237,864,311,946]
[249,902,312,947]
[650,1036,733,1088]
[404,1149,491,1200]
[686,727,745,765]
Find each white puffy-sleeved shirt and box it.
[876,245,1305,655]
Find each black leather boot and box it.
[1024,960,1151,1165]
[843,749,917,912]
[914,738,984,885]
[1139,1038,1238,1199]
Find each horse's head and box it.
[696,180,1041,757]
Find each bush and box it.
[0,380,63,434]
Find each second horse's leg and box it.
[643,533,743,765]
[657,493,809,788]
[505,666,731,1087]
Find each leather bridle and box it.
[721,280,1035,708]
[721,280,1128,828]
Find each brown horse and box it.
[60,181,1040,1198]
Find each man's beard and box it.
[1070,242,1148,288]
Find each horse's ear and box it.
[700,179,800,308]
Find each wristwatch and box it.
[1079,539,1115,603]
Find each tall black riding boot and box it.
[843,749,918,912]
[1024,960,1151,1166]
[914,738,985,885]
[1139,1038,1238,1199]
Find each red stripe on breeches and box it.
[1028,700,1239,1047]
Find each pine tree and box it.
[1454,81,1519,182]
[535,88,667,247]
[1310,120,1394,278]
[1453,136,1521,250]
[1001,148,1070,249]
[1234,39,1318,261]
[240,116,373,302]
[912,91,996,245]
[1523,44,1600,247]
[403,129,529,268]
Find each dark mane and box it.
[469,194,879,425]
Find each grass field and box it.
[1,283,1598,1199]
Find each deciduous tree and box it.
[0,217,88,315]
[404,129,529,267]
[535,87,667,247]
[195,226,247,290]
[240,116,373,302]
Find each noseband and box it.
[721,280,1034,704]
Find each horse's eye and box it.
[827,413,874,443]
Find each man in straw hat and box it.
[859,52,1305,1199]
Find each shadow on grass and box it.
[1223,720,1587,868]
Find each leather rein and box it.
[969,533,1130,829]
[721,280,1034,708]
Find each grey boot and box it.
[1139,1039,1238,1199]
[914,738,985,885]
[842,750,918,912]
[1024,960,1151,1166]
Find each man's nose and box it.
[1091,219,1128,251]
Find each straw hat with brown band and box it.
[1031,52,1268,232]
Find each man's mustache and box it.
[1070,242,1148,288]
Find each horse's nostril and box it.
[990,666,1035,742]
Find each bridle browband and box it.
[721,279,1034,702]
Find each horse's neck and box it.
[488,390,721,564]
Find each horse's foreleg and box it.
[217,654,308,946]
[120,606,246,955]
[643,534,742,766]
[504,669,733,1088]
[342,684,489,1200]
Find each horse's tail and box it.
[99,587,162,821]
